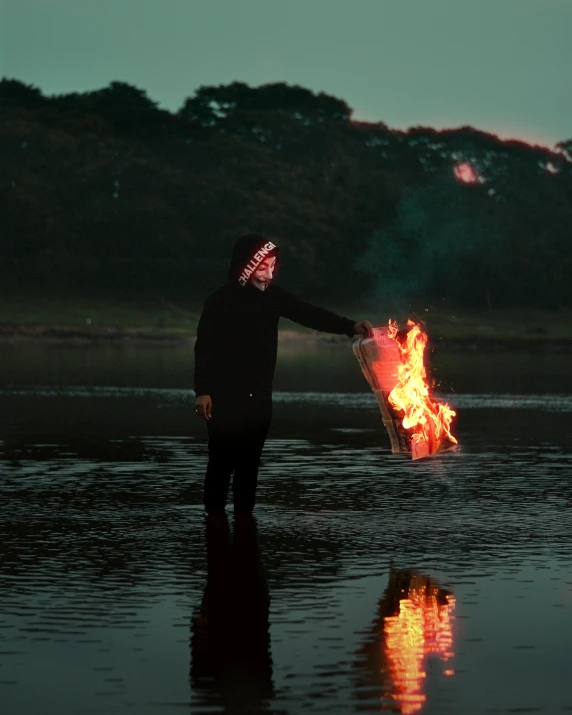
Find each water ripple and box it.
[2,386,572,412]
[1,391,571,714]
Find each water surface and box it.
[1,345,571,714]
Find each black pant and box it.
[204,391,272,512]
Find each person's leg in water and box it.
[203,431,236,512]
[203,391,272,513]
[203,396,238,512]
[232,392,272,513]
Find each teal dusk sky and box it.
[2,0,570,148]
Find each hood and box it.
[226,233,280,287]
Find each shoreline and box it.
[0,326,570,351]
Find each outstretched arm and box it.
[277,287,372,338]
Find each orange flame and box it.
[384,581,456,714]
[387,319,457,457]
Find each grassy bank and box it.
[0,297,200,342]
[1,297,571,348]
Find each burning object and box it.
[353,320,457,460]
[355,569,456,715]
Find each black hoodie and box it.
[193,234,357,397]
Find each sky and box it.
[1,0,570,148]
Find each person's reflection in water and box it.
[354,568,455,714]
[190,511,274,713]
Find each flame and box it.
[384,581,456,714]
[387,319,457,455]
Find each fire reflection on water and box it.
[384,572,455,713]
[355,569,455,713]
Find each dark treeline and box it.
[1,78,571,309]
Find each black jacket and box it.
[193,282,356,397]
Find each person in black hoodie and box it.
[193,233,373,513]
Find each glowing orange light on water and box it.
[387,319,457,459]
[384,582,456,714]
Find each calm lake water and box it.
[1,343,571,714]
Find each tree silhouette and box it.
[0,78,48,111]
[1,79,570,309]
